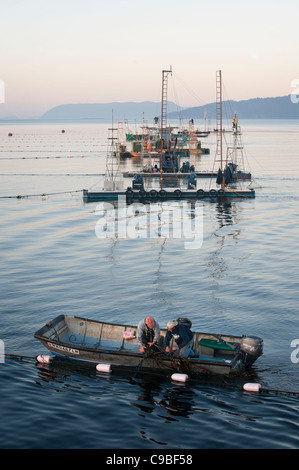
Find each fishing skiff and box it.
[34,315,263,376]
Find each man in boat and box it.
[165,320,194,358]
[137,317,160,353]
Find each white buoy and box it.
[243,383,261,392]
[36,354,53,364]
[171,373,189,383]
[96,363,111,373]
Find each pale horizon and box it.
[1,0,298,119]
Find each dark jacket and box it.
[165,324,193,349]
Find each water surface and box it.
[0,120,299,449]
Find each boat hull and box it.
[34,315,262,377]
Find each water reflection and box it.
[131,379,162,415]
[35,359,102,391]
[35,359,196,422]
[214,199,239,229]
[32,359,299,449]
[205,200,245,322]
[157,386,195,419]
[131,376,195,420]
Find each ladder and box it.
[214,70,229,190]
[215,70,223,170]
[160,67,172,141]
[104,111,122,191]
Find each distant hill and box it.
[168,95,299,120]
[40,101,182,121]
[39,95,299,122]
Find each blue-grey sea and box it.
[0,119,299,451]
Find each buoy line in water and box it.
[0,189,84,199]
[2,352,299,398]
[1,353,37,363]
[0,173,105,176]
[0,146,106,153]
[0,154,102,160]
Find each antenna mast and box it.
[161,67,172,141]
[216,70,224,189]
[160,67,172,188]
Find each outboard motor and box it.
[240,336,263,368]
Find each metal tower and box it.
[160,67,172,142]
[216,70,223,170]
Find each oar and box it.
[210,334,238,351]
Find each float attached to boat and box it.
[34,315,263,377]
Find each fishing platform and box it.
[83,69,255,204]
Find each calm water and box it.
[0,119,299,450]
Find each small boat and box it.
[34,315,263,377]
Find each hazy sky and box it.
[1,0,298,118]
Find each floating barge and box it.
[83,70,255,204]
[83,187,255,202]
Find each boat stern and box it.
[239,336,263,368]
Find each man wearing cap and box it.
[137,316,160,353]
[165,320,194,358]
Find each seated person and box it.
[165,320,194,358]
